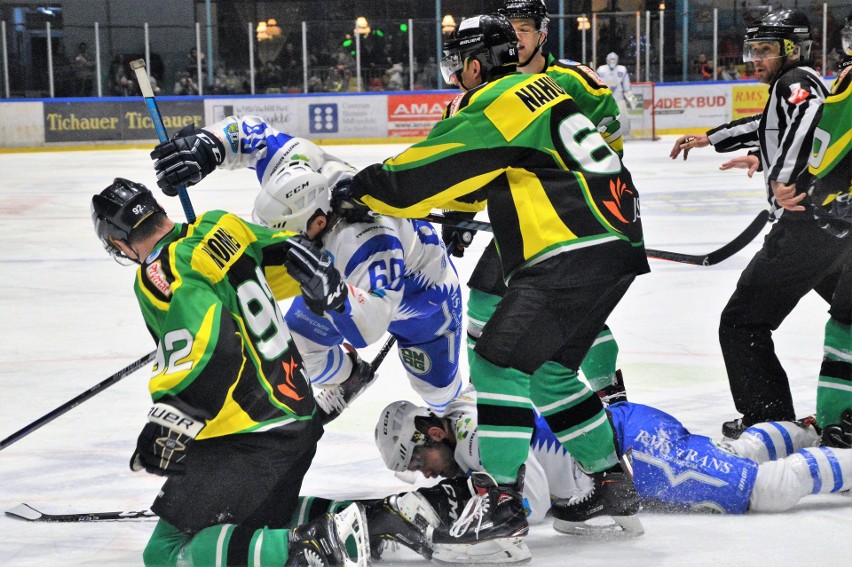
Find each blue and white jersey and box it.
[203,115,464,411]
[607,402,757,514]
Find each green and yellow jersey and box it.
[353,72,649,282]
[134,210,313,439]
[808,62,852,212]
[542,53,624,156]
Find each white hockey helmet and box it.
[375,400,433,472]
[253,160,331,233]
[606,52,619,69]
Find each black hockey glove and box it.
[130,403,204,477]
[284,235,348,315]
[150,124,225,196]
[440,211,477,258]
[330,176,375,224]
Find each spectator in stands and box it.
[173,71,199,95]
[185,47,206,82]
[741,61,757,80]
[384,62,404,90]
[73,42,96,97]
[692,53,714,80]
[719,25,741,67]
[257,60,283,93]
[52,42,74,97]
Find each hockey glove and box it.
[624,91,639,110]
[284,235,348,315]
[130,403,205,476]
[150,124,225,196]
[440,211,477,258]
[330,176,375,224]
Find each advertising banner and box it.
[208,99,299,134]
[730,84,771,120]
[652,84,730,133]
[43,100,203,143]
[387,93,456,137]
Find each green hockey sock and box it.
[465,288,502,359]
[469,351,534,484]
[817,317,852,428]
[580,325,620,391]
[530,361,618,473]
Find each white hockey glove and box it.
[130,403,205,476]
[150,125,225,196]
[284,235,348,315]
[624,91,639,110]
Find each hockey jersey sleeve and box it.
[200,115,353,186]
[707,114,762,152]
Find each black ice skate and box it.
[431,467,531,564]
[721,416,753,440]
[551,463,644,538]
[821,409,852,449]
[286,503,370,567]
[315,344,378,425]
[596,369,628,406]
[365,494,433,561]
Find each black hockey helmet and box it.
[91,178,164,261]
[441,14,518,85]
[743,9,812,63]
[498,0,550,32]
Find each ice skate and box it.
[315,344,378,425]
[722,416,752,440]
[821,409,852,449]
[286,503,370,567]
[365,493,433,560]
[551,464,644,538]
[431,467,531,564]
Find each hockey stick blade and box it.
[425,210,770,267]
[6,503,156,522]
[130,58,196,223]
[645,210,769,266]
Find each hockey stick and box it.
[5,503,156,523]
[130,58,196,223]
[424,210,770,266]
[370,335,397,373]
[0,351,156,452]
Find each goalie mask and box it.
[375,400,434,472]
[253,160,331,233]
[91,178,164,263]
[607,52,619,70]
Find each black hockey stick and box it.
[130,59,197,223]
[370,335,397,373]
[424,210,770,266]
[5,503,156,523]
[0,352,156,452]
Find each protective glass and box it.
[842,25,852,56]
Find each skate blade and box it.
[335,503,371,567]
[432,537,532,564]
[553,514,644,538]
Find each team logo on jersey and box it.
[276,356,304,401]
[787,83,811,105]
[578,65,607,87]
[146,260,172,297]
[223,122,239,154]
[603,178,635,224]
[400,347,432,375]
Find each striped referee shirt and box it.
[707,64,828,218]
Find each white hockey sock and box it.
[723,421,819,464]
[798,447,852,494]
[409,373,463,417]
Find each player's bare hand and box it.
[670,134,709,161]
[771,180,806,212]
[720,155,760,178]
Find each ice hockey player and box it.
[439,0,629,405]
[149,115,465,416]
[91,179,369,566]
[374,384,851,528]
[787,10,852,448]
[670,10,847,440]
[596,52,639,135]
[332,13,648,563]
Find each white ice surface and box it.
[1,138,849,566]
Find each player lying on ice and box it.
[297,378,852,563]
[149,115,465,417]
